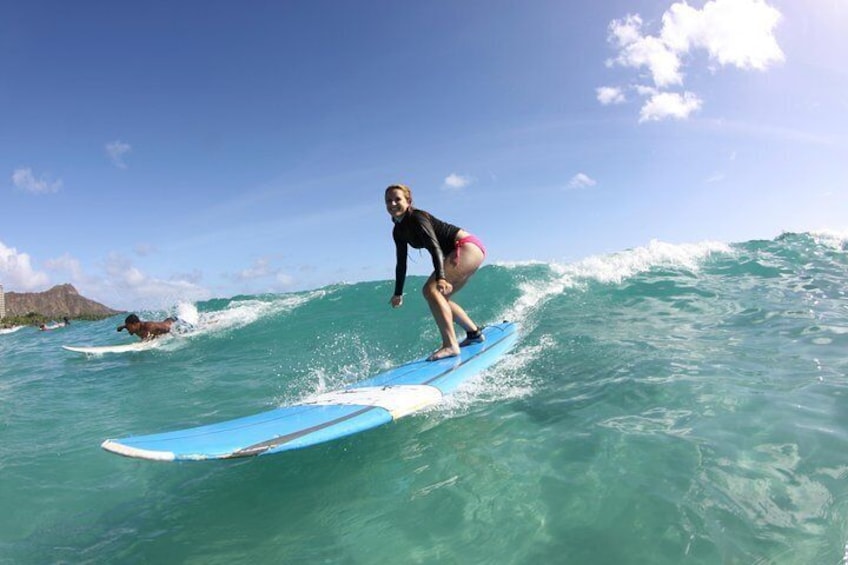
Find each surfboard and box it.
[62,340,164,355]
[0,325,25,335]
[101,321,518,461]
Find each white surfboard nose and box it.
[304,385,444,419]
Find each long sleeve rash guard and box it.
[392,209,461,296]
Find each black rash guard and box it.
[392,209,461,296]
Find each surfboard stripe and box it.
[232,405,383,457]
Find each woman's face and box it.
[385,188,410,220]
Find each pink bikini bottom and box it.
[453,234,486,264]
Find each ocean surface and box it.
[1,231,847,564]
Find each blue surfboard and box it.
[102,322,518,461]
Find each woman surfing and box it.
[384,183,486,361]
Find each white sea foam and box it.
[434,333,553,419]
[153,290,326,348]
[809,229,848,250]
[175,302,200,326]
[497,239,731,326]
[559,239,732,284]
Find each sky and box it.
[1,0,846,311]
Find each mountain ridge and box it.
[4,284,121,319]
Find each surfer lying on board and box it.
[117,314,177,341]
[385,183,486,361]
[39,318,69,331]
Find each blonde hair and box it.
[385,184,413,207]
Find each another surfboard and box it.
[101,321,518,461]
[63,340,164,355]
[0,325,25,335]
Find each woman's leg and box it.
[449,301,475,333]
[424,242,485,360]
[423,276,458,359]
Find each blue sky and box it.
[1,0,845,310]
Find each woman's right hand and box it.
[390,295,403,308]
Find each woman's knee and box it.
[422,280,439,301]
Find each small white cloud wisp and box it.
[106,140,132,168]
[11,168,63,194]
[443,173,473,191]
[568,173,597,190]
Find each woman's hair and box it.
[385,184,413,207]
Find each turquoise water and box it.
[1,231,847,564]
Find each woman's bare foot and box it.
[427,346,460,361]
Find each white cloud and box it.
[106,140,132,168]
[11,168,63,194]
[639,91,703,122]
[661,0,784,70]
[228,257,295,290]
[43,253,86,282]
[597,86,626,105]
[102,252,211,309]
[0,241,50,290]
[170,269,203,285]
[603,0,784,121]
[635,84,658,97]
[276,272,294,286]
[568,173,597,190]
[237,258,274,281]
[609,15,684,87]
[443,173,473,190]
[0,242,210,310]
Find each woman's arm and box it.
[393,230,408,297]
